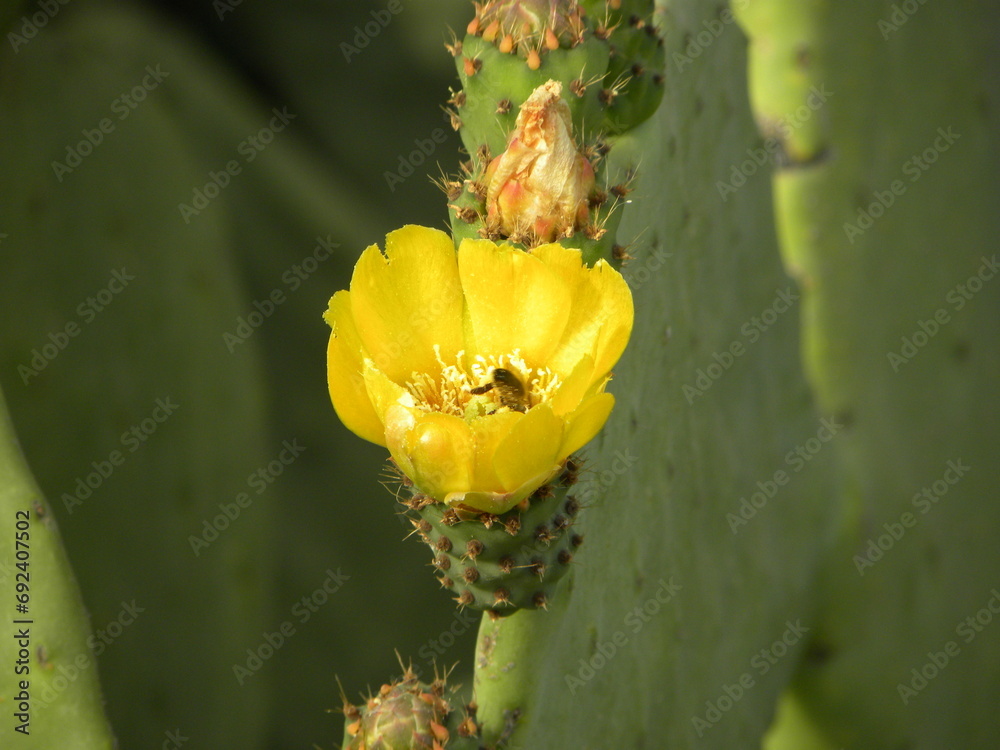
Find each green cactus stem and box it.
[0,386,117,750]
[470,606,555,747]
[735,0,1000,747]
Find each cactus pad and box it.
[401,463,583,615]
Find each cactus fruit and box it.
[580,0,665,133]
[451,3,608,157]
[341,665,482,750]
[401,462,583,615]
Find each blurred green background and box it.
[0,1,480,747]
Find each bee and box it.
[470,368,529,412]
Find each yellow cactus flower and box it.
[324,225,632,515]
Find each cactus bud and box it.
[484,80,596,245]
[341,667,481,749]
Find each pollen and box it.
[404,347,561,419]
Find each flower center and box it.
[405,347,561,420]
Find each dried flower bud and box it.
[485,80,595,244]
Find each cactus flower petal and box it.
[533,240,635,377]
[562,391,616,457]
[493,402,564,491]
[384,405,476,500]
[325,225,632,514]
[350,225,465,385]
[324,292,385,446]
[457,237,571,364]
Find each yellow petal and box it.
[325,291,385,446]
[561,392,615,457]
[384,404,475,500]
[362,357,410,422]
[467,410,522,492]
[532,242,633,379]
[548,355,597,416]
[458,238,571,366]
[350,225,464,385]
[493,403,564,494]
[455,490,511,514]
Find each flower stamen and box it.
[403,349,561,419]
